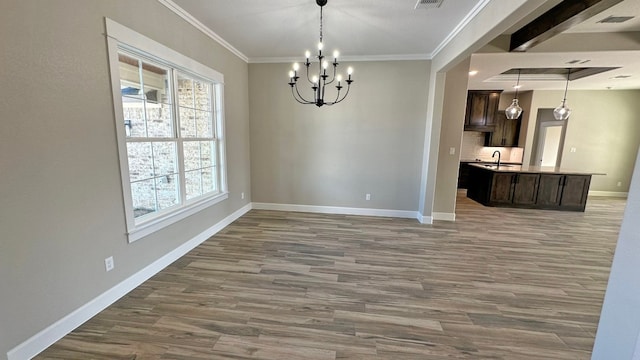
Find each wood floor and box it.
[37,193,625,359]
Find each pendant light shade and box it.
[505,99,522,120]
[505,69,522,120]
[554,68,572,121]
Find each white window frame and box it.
[106,18,228,243]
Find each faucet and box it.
[492,150,501,167]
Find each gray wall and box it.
[433,58,470,216]
[249,61,430,211]
[592,148,640,359]
[522,90,640,193]
[0,0,250,356]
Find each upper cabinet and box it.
[464,90,502,132]
[485,110,522,147]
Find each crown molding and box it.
[249,53,432,64]
[430,0,492,58]
[157,0,249,63]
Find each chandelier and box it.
[288,0,354,107]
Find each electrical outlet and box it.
[105,256,114,272]
[570,147,577,153]
[617,181,622,187]
[449,147,455,155]
[241,192,245,199]
[365,193,371,201]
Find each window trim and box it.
[106,18,228,243]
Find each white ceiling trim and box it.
[249,54,432,64]
[430,0,492,58]
[157,0,249,63]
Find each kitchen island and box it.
[466,163,603,212]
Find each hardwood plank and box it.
[36,192,624,359]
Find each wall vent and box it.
[415,0,445,10]
[598,15,634,23]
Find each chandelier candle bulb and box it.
[318,42,323,51]
[293,62,300,71]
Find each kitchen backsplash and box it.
[461,131,524,163]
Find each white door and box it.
[535,122,565,167]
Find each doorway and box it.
[532,109,567,167]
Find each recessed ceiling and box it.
[170,0,485,61]
[566,0,640,33]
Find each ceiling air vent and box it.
[415,0,445,10]
[598,15,635,23]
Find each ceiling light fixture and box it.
[505,69,523,120]
[288,0,353,107]
[553,68,572,121]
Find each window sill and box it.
[127,192,229,243]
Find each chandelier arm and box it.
[325,64,337,85]
[325,84,351,105]
[292,84,313,104]
[304,63,314,85]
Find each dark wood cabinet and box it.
[464,90,502,131]
[467,166,592,212]
[537,175,563,206]
[513,174,539,205]
[457,163,471,189]
[560,175,591,210]
[485,111,521,147]
[489,173,515,204]
[487,173,539,205]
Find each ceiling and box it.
[168,0,640,91]
[470,0,640,91]
[171,0,485,61]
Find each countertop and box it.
[460,159,522,165]
[468,163,606,176]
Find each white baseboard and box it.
[589,191,628,198]
[417,213,433,224]
[252,202,419,220]
[7,203,252,360]
[432,212,456,221]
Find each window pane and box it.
[119,54,143,100]
[200,141,215,168]
[179,107,196,138]
[194,80,211,111]
[195,110,213,138]
[155,175,179,210]
[202,167,216,194]
[146,103,173,138]
[185,170,202,200]
[122,97,146,137]
[127,142,153,182]
[183,141,200,171]
[152,142,177,176]
[177,75,194,108]
[131,179,157,218]
[141,61,171,105]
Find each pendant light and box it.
[505,69,523,120]
[553,68,572,120]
